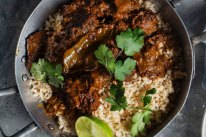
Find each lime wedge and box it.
[75,116,113,137]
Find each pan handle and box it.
[191,31,206,89]
[0,86,17,97]
[0,87,40,137]
[0,123,39,137]
[12,123,39,137]
[191,31,206,45]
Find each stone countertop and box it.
[0,0,205,137]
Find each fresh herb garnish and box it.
[131,109,152,137]
[142,88,157,107]
[114,58,136,81]
[130,88,156,137]
[94,44,116,73]
[94,28,145,81]
[30,59,47,82]
[30,59,64,88]
[116,28,144,56]
[94,45,136,81]
[105,81,128,111]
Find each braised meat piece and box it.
[134,32,175,79]
[131,10,158,35]
[44,96,66,117]
[90,69,111,89]
[45,32,69,63]
[45,5,91,63]
[77,53,99,72]
[44,1,115,64]
[115,0,141,20]
[26,31,45,69]
[116,20,129,32]
[88,1,112,18]
[60,0,86,16]
[64,70,110,114]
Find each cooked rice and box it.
[45,12,63,32]
[58,115,76,135]
[29,77,53,102]
[143,0,160,13]
[93,71,174,137]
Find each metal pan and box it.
[202,109,206,137]
[1,0,206,136]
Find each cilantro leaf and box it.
[30,59,64,88]
[94,45,136,81]
[130,88,156,137]
[114,58,136,81]
[94,44,116,73]
[30,59,47,82]
[131,110,152,137]
[116,96,128,108]
[105,97,122,111]
[116,28,144,56]
[146,88,157,95]
[143,110,153,124]
[142,96,152,107]
[142,88,157,107]
[105,81,128,111]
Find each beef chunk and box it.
[88,1,111,17]
[26,31,45,69]
[45,32,69,63]
[131,10,158,35]
[134,31,175,79]
[64,70,110,114]
[115,0,141,20]
[45,1,115,63]
[116,20,129,32]
[44,96,66,117]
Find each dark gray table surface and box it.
[0,0,205,137]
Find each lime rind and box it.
[75,117,93,137]
[90,117,113,137]
[75,116,113,137]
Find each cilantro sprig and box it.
[142,88,157,107]
[94,44,116,73]
[94,28,144,81]
[131,110,152,137]
[94,45,136,81]
[131,88,156,137]
[116,28,144,56]
[105,81,128,111]
[30,59,64,88]
[114,58,136,81]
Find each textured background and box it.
[0,0,206,137]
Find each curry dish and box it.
[26,0,185,137]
